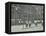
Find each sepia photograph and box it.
[11,3,44,32]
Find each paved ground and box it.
[11,24,43,32]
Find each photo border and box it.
[5,2,45,34]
